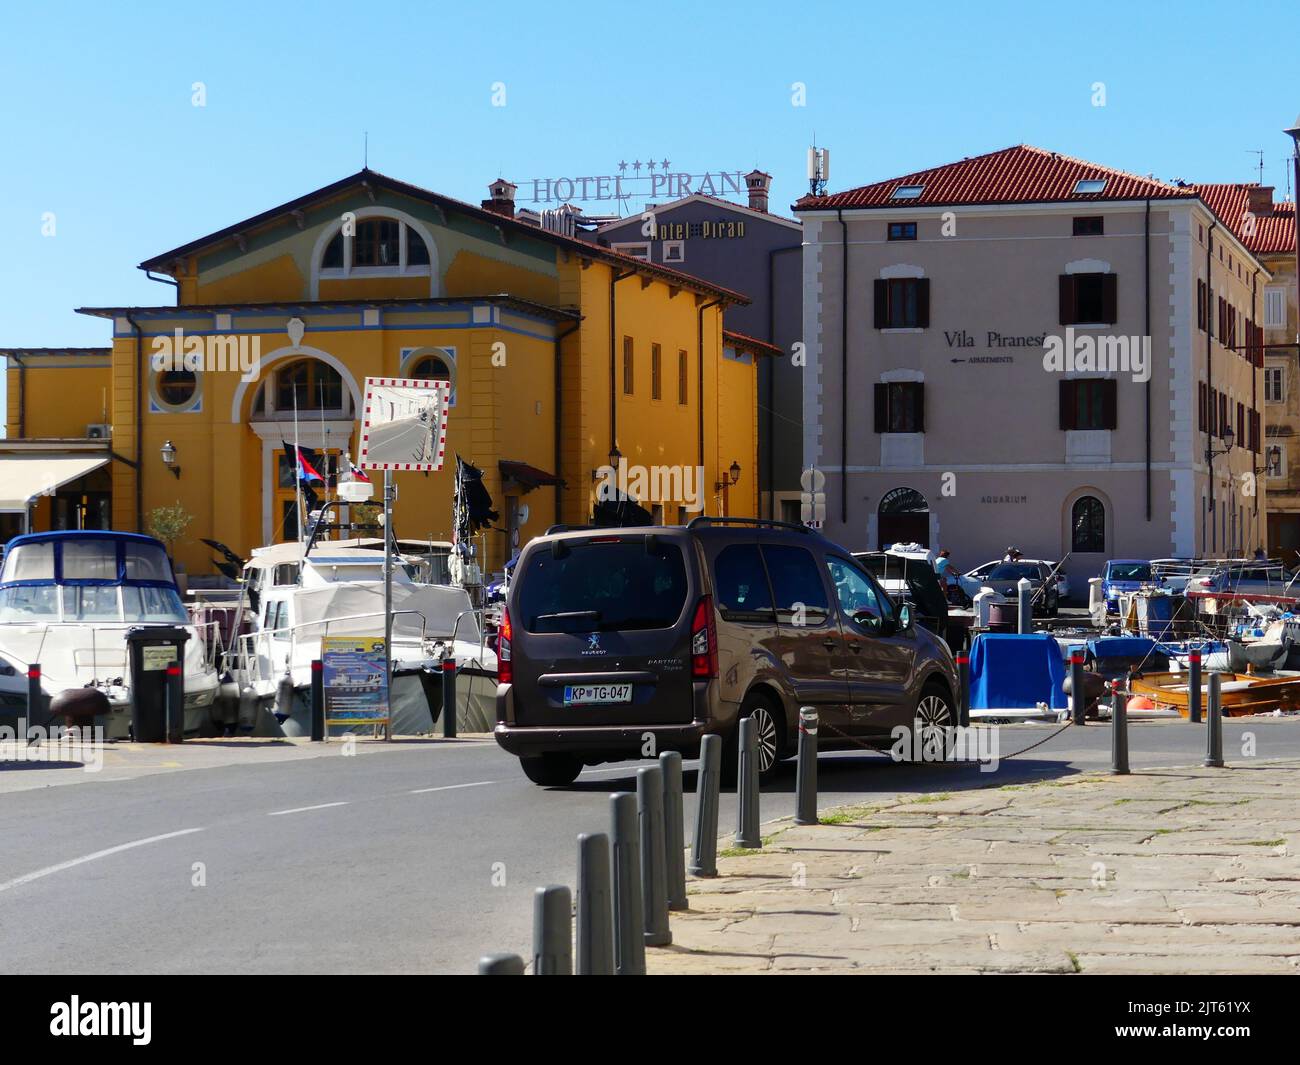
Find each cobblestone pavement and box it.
[648,759,1300,974]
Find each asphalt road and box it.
[1,717,1297,974]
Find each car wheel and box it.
[519,753,583,787]
[726,692,786,782]
[910,683,955,763]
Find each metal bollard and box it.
[1017,578,1033,634]
[659,752,687,911]
[1069,650,1086,725]
[1205,671,1224,768]
[310,659,324,741]
[735,717,761,849]
[1111,681,1130,775]
[1188,650,1202,725]
[955,653,970,729]
[532,884,572,974]
[689,734,721,878]
[441,653,457,738]
[478,953,525,975]
[637,765,672,947]
[25,663,42,742]
[795,707,818,826]
[165,663,183,744]
[576,833,614,975]
[610,792,646,975]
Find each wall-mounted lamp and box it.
[593,444,623,482]
[161,439,181,479]
[716,459,741,490]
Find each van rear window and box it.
[518,539,688,633]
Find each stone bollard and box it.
[532,885,572,974]
[637,765,671,947]
[689,733,721,878]
[610,792,646,975]
[735,716,761,849]
[659,752,687,911]
[794,707,818,826]
[576,832,614,975]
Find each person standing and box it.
[935,548,958,604]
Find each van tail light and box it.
[691,595,718,679]
[498,608,513,684]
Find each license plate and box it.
[563,683,633,706]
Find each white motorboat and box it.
[228,539,497,735]
[0,530,222,738]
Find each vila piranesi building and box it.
[0,171,764,575]
[594,172,804,520]
[1191,185,1298,561]
[795,145,1270,590]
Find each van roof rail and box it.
[686,516,812,534]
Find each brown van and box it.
[495,518,960,786]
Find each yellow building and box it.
[3,171,765,575]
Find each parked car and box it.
[1150,557,1198,593]
[1185,561,1296,598]
[959,557,1067,605]
[495,518,960,786]
[978,561,1060,616]
[1101,559,1153,611]
[852,549,949,635]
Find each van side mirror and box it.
[897,604,912,631]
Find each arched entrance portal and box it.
[878,487,929,549]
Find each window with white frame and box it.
[1265,365,1285,404]
[1265,287,1287,328]
[612,242,651,261]
[320,218,432,277]
[1269,442,1287,479]
[661,240,685,263]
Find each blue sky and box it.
[2,0,1297,376]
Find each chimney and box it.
[745,169,772,213]
[482,178,517,218]
[1248,185,1274,216]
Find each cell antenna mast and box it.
[1247,149,1263,184]
[364,131,368,168]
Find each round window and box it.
[153,369,199,411]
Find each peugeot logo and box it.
[587,633,601,650]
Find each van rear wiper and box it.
[534,610,602,624]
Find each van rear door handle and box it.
[822,638,838,651]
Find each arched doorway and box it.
[878,487,929,548]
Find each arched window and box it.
[275,359,343,411]
[318,218,431,273]
[877,487,930,549]
[1071,495,1105,553]
[410,354,451,382]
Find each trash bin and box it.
[125,626,191,743]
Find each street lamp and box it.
[1206,426,1232,512]
[160,439,181,479]
[716,460,741,490]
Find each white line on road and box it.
[0,828,205,895]
[408,781,495,794]
[267,801,350,816]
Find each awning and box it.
[499,460,564,491]
[0,454,110,512]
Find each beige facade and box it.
[797,191,1268,592]
[1262,248,1300,558]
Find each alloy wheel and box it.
[749,705,780,773]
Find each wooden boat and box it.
[1128,671,1300,717]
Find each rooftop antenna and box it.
[807,139,829,197]
[364,131,368,169]
[1247,149,1264,184]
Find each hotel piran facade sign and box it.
[525,166,747,205]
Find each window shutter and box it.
[873,280,888,329]
[874,382,887,432]
[1198,381,1206,431]
[1197,281,1205,330]
[915,278,931,328]
[1059,380,1075,430]
[1058,275,1076,326]
[1102,379,1118,429]
[1101,274,1118,324]
[913,382,925,433]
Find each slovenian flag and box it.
[283,440,325,484]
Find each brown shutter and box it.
[1209,388,1217,434]
[874,382,888,432]
[915,278,931,328]
[1102,379,1118,429]
[1059,275,1076,325]
[1059,380,1075,430]
[1198,382,1207,431]
[873,280,888,329]
[1101,274,1118,324]
[913,382,925,433]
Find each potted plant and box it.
[147,501,194,592]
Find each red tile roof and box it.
[794,144,1194,211]
[1189,183,1296,256]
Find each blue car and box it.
[1102,559,1153,611]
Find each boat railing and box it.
[0,616,227,680]
[230,608,433,687]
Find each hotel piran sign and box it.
[526,166,747,205]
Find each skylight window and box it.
[892,185,924,200]
[1073,178,1107,195]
